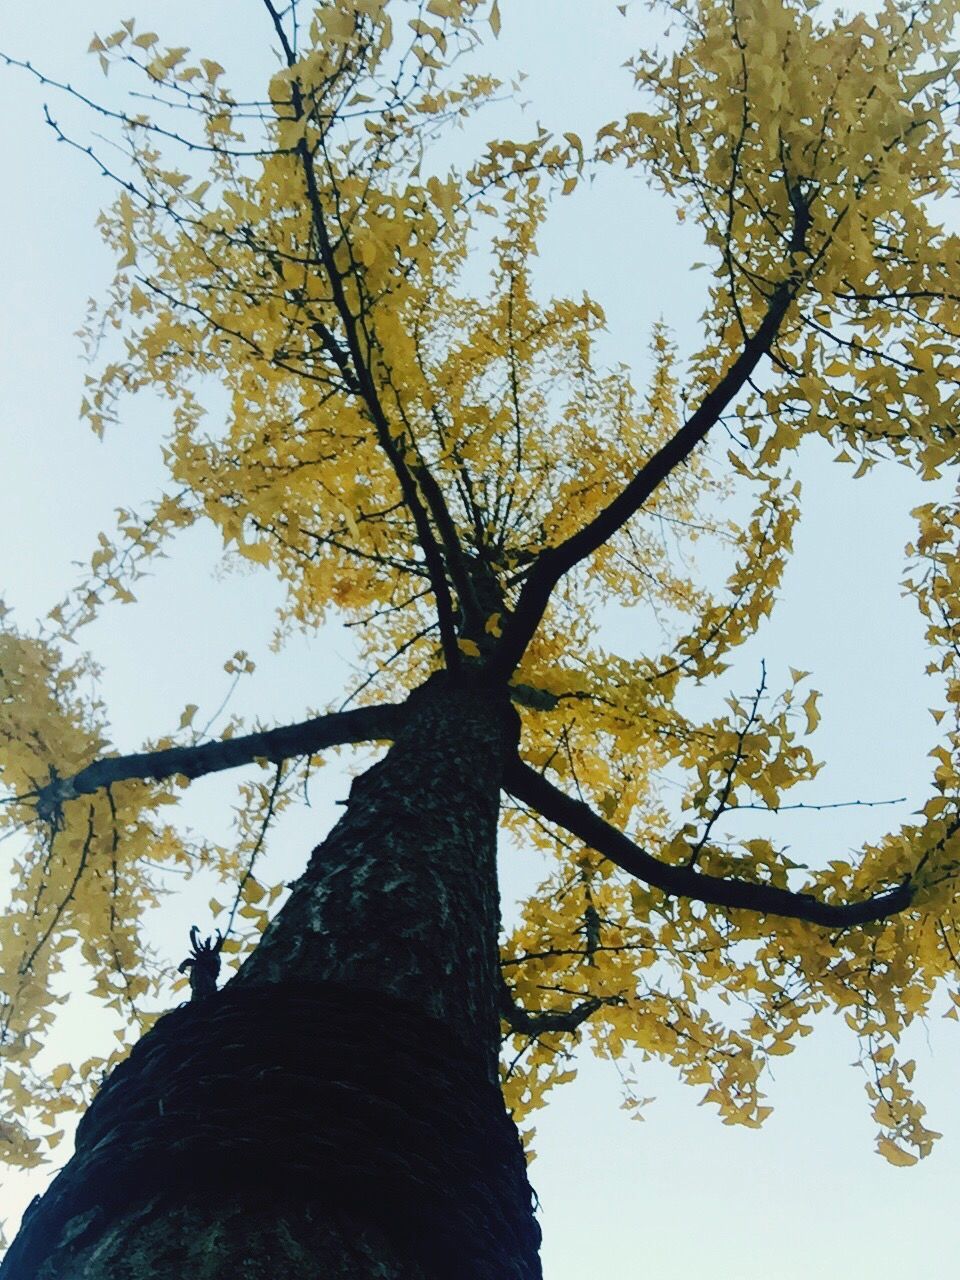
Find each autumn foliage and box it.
[1,0,959,1190]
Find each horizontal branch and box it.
[489,280,796,682]
[504,757,913,928]
[733,795,906,814]
[498,978,611,1036]
[33,703,404,821]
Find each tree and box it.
[1,0,959,1274]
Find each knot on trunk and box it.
[2,982,541,1280]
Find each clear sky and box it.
[1,3,958,1277]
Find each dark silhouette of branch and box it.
[18,807,96,976]
[31,703,404,819]
[504,756,914,928]
[0,52,282,159]
[489,279,797,681]
[499,978,612,1036]
[733,796,907,814]
[270,21,466,670]
[224,762,287,939]
[687,660,767,867]
[262,0,297,65]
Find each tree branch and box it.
[498,977,611,1036]
[261,0,296,66]
[489,279,798,682]
[32,703,404,820]
[274,32,464,668]
[503,756,914,928]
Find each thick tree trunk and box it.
[1,674,541,1279]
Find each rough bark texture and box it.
[1,674,541,1279]
[237,672,516,1080]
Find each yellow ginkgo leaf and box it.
[50,1065,72,1090]
[877,1138,918,1168]
[178,704,199,730]
[802,690,821,735]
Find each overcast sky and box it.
[1,3,959,1276]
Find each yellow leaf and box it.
[902,54,959,101]
[489,0,501,37]
[242,877,266,904]
[457,637,481,657]
[323,8,355,40]
[178,703,199,730]
[484,612,503,637]
[877,1138,918,1168]
[238,540,272,564]
[50,1064,72,1090]
[802,690,821,735]
[162,47,189,70]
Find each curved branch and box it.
[489,278,798,682]
[503,756,913,928]
[33,703,404,819]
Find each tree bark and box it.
[1,673,541,1279]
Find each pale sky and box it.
[1,3,959,1277]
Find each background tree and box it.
[1,0,959,1275]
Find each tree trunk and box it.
[1,674,542,1279]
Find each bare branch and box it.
[224,761,287,940]
[261,0,297,66]
[687,660,767,867]
[32,703,403,818]
[733,796,907,814]
[503,756,914,928]
[18,807,96,976]
[499,977,613,1036]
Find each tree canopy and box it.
[0,0,958,1197]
